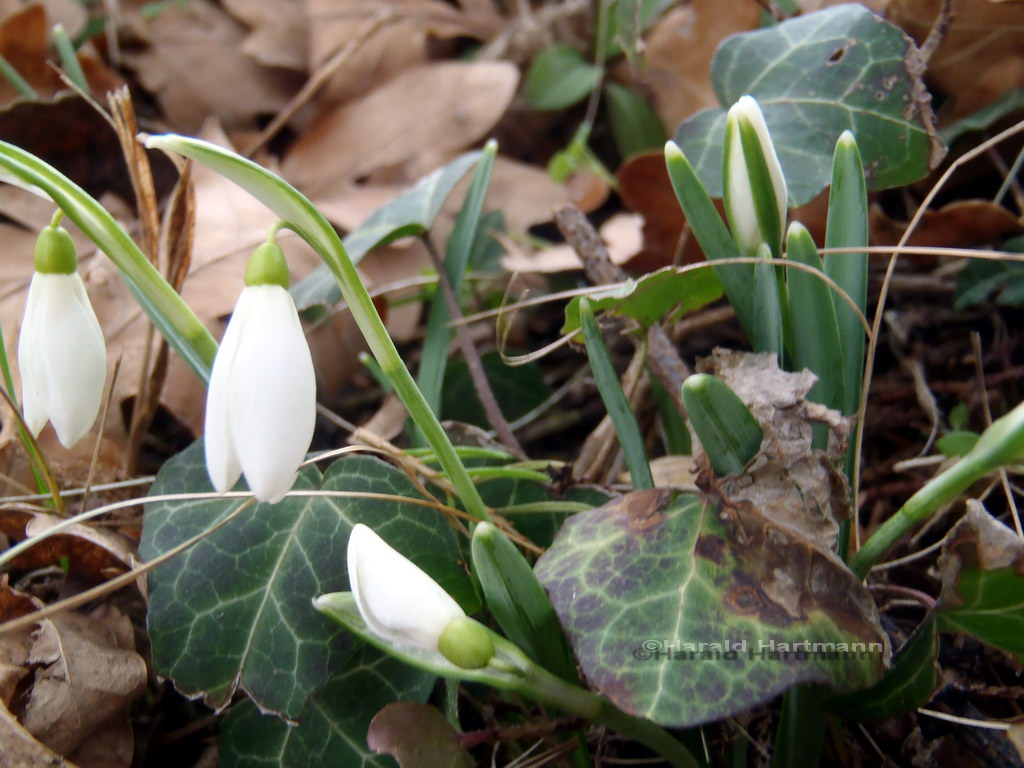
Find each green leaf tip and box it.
[682,373,763,476]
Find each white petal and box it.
[204,288,252,493]
[19,274,106,448]
[724,108,761,255]
[347,524,464,652]
[736,96,787,236]
[18,275,49,436]
[226,286,316,503]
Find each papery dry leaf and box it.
[306,0,502,106]
[282,61,519,196]
[122,0,298,131]
[19,608,146,759]
[888,0,1024,120]
[870,199,1022,250]
[0,703,80,768]
[502,213,641,273]
[223,0,309,70]
[24,513,133,575]
[642,0,761,133]
[698,349,852,551]
[0,578,39,705]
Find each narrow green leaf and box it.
[664,142,758,340]
[418,142,496,418]
[471,522,579,682]
[0,54,36,99]
[0,140,217,382]
[525,44,602,111]
[824,131,869,416]
[941,89,1024,145]
[827,615,939,721]
[786,222,846,431]
[605,82,668,160]
[290,151,481,311]
[52,23,88,92]
[773,686,826,768]
[751,252,784,356]
[650,372,691,455]
[681,373,762,477]
[579,298,653,489]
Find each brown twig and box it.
[421,236,527,459]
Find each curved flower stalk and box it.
[204,235,316,503]
[19,213,106,448]
[723,95,788,257]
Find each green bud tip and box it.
[244,241,290,288]
[437,617,495,669]
[33,224,77,274]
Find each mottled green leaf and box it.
[140,442,472,719]
[827,615,938,721]
[535,491,887,727]
[562,266,723,336]
[290,152,480,311]
[219,645,435,768]
[524,44,601,111]
[673,4,942,206]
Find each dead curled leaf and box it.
[939,501,1024,599]
[697,349,853,552]
[18,607,146,761]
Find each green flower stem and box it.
[145,134,491,522]
[491,637,698,768]
[851,401,1024,579]
[0,140,218,382]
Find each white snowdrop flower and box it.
[723,95,788,255]
[204,239,316,503]
[18,218,106,449]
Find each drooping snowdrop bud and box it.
[18,214,107,449]
[204,236,316,503]
[345,524,494,667]
[723,95,788,256]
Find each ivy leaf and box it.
[219,645,435,768]
[535,490,888,727]
[937,503,1024,663]
[140,443,472,719]
[673,3,944,206]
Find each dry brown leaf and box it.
[223,0,310,70]
[306,0,503,106]
[0,578,39,706]
[502,213,641,272]
[18,608,146,762]
[888,0,1024,120]
[0,702,80,768]
[642,0,761,133]
[698,349,852,551]
[121,0,298,131]
[0,5,66,103]
[282,61,519,196]
[870,199,1023,250]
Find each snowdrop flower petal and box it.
[723,95,788,255]
[347,523,465,652]
[203,240,316,503]
[18,223,106,449]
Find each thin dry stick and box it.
[81,356,123,513]
[243,10,395,157]
[851,118,1024,553]
[422,236,526,459]
[970,332,1023,537]
[0,498,255,638]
